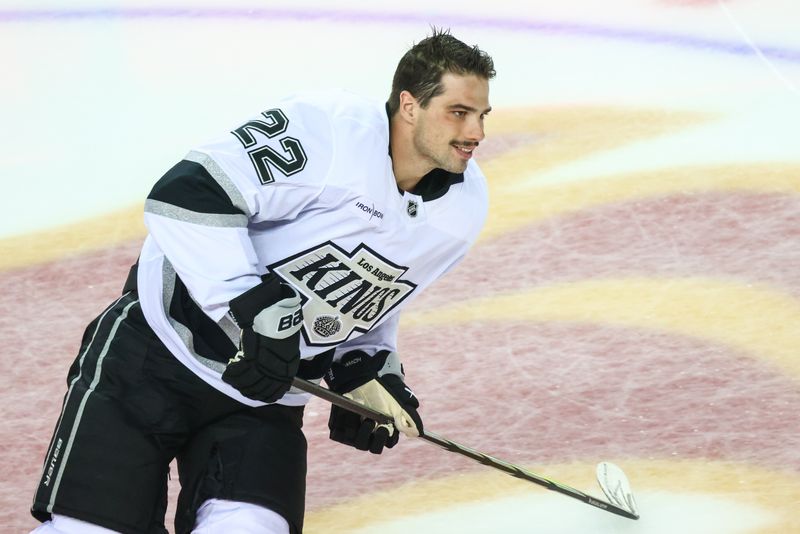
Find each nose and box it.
[466,116,485,143]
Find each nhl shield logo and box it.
[406,199,418,218]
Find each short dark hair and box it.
[388,28,496,115]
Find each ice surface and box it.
[2,1,799,532]
[349,492,776,534]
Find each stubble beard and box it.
[413,128,468,175]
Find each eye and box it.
[452,110,466,118]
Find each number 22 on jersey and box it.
[231,108,308,185]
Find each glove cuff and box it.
[229,274,295,327]
[324,349,391,393]
[376,350,404,380]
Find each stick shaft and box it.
[292,377,638,520]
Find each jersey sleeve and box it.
[330,313,400,363]
[143,98,335,321]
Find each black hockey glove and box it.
[324,350,423,454]
[222,274,303,403]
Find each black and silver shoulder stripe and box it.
[144,198,248,227]
[145,151,251,227]
[184,150,251,216]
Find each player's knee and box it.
[192,499,290,534]
[31,514,121,533]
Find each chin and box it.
[447,161,469,173]
[436,158,468,174]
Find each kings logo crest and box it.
[270,242,417,345]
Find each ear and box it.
[398,90,418,124]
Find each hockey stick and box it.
[292,377,640,520]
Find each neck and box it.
[389,114,433,192]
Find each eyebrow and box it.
[448,104,493,114]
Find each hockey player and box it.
[31,28,494,534]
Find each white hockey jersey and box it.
[136,90,488,406]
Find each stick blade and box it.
[596,462,640,518]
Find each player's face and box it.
[412,72,491,174]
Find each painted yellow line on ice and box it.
[3,164,797,271]
[0,204,145,271]
[480,164,800,241]
[304,459,799,534]
[401,277,800,380]
[482,106,708,182]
